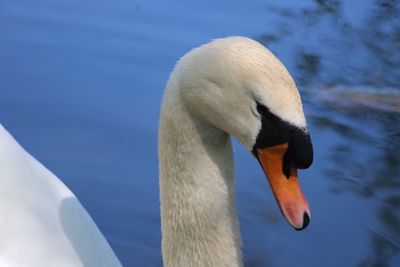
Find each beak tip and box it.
[294,212,310,231]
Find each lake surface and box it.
[0,0,399,266]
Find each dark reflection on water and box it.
[258,0,400,87]
[360,230,399,267]
[307,89,400,266]
[1,0,400,266]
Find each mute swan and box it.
[0,36,312,267]
[159,36,313,267]
[0,125,122,266]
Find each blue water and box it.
[1,0,399,266]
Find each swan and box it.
[0,125,122,266]
[159,36,313,267]
[0,36,312,267]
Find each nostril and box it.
[282,152,291,179]
[295,212,310,231]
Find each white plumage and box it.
[0,124,121,267]
[0,36,309,267]
[159,36,308,266]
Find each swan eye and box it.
[256,102,268,116]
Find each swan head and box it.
[175,36,313,230]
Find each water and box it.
[0,0,399,266]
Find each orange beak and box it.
[257,143,310,230]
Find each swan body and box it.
[0,124,122,267]
[159,36,313,267]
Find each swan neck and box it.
[159,98,242,267]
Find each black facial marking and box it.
[252,102,313,177]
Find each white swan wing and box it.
[0,125,122,267]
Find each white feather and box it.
[0,124,121,267]
[159,36,308,267]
